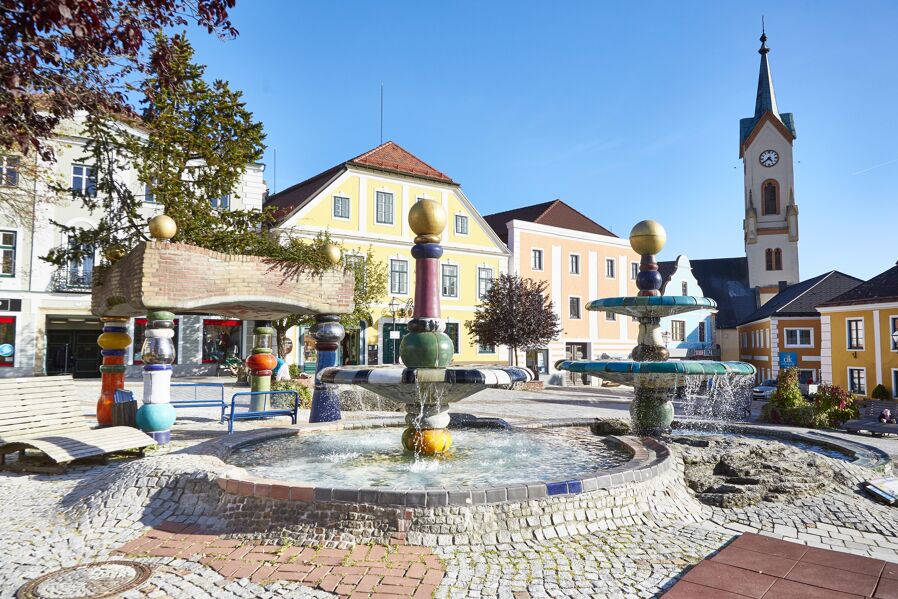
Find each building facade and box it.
[0,114,266,378]
[658,255,717,359]
[266,142,509,368]
[736,271,861,384]
[819,263,898,398]
[484,200,639,385]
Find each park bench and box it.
[843,399,898,436]
[0,376,155,469]
[226,389,299,434]
[170,382,227,422]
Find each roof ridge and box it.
[347,140,454,183]
[776,271,835,313]
[483,199,557,220]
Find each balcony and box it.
[51,265,94,293]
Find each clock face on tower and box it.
[759,149,779,167]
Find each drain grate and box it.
[17,561,153,599]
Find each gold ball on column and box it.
[148,214,177,241]
[103,245,126,262]
[408,199,446,236]
[629,220,667,255]
[323,243,341,265]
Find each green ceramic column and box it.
[246,326,276,411]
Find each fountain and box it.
[557,220,756,435]
[320,199,532,455]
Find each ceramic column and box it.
[309,315,344,422]
[135,310,177,444]
[399,199,455,455]
[96,317,130,426]
[246,325,276,411]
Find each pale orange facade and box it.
[506,219,640,385]
[738,316,823,384]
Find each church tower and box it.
[740,29,800,306]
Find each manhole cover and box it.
[17,561,153,599]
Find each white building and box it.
[0,113,266,378]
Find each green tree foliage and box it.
[813,384,859,428]
[272,248,388,358]
[872,384,891,400]
[760,367,812,426]
[466,274,562,366]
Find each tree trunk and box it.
[512,345,518,367]
[273,322,289,359]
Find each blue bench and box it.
[227,390,300,434]
[170,383,227,423]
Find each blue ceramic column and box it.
[135,310,177,444]
[309,315,344,422]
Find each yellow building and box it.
[266,142,510,367]
[819,263,898,398]
[736,271,862,385]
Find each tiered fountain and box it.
[557,220,756,435]
[320,199,532,455]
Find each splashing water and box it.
[676,372,755,428]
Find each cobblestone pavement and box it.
[2,380,898,597]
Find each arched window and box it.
[765,248,774,271]
[762,180,779,215]
[774,248,783,271]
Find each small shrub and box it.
[769,367,807,409]
[270,380,312,409]
[872,384,891,400]
[812,384,859,428]
[289,363,301,379]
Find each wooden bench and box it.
[0,376,156,468]
[843,399,898,436]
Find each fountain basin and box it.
[587,295,718,318]
[557,359,757,389]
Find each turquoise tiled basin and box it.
[557,360,756,389]
[587,296,718,318]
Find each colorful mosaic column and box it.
[630,220,670,363]
[309,315,344,422]
[246,326,277,411]
[96,317,130,426]
[135,310,177,444]
[309,244,345,423]
[400,199,455,455]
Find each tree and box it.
[42,34,299,267]
[466,274,561,366]
[272,247,388,359]
[0,0,237,161]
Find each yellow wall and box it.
[825,307,898,398]
[737,319,773,382]
[298,175,361,232]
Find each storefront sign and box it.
[779,352,798,369]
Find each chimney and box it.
[778,280,788,291]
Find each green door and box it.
[382,323,408,364]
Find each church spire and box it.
[754,24,780,118]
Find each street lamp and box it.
[662,331,671,347]
[387,297,400,364]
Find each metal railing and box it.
[50,265,93,292]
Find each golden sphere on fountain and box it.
[323,242,341,265]
[408,199,446,236]
[629,220,666,255]
[148,214,177,241]
[402,427,453,455]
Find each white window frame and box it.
[848,367,866,395]
[476,267,493,300]
[389,259,408,295]
[71,164,97,197]
[0,230,15,277]
[605,258,616,278]
[1,155,19,187]
[569,253,580,275]
[531,248,544,271]
[784,327,814,348]
[631,262,639,281]
[375,190,394,225]
[332,195,351,220]
[210,194,230,210]
[605,311,616,321]
[671,320,685,342]
[454,214,469,235]
[569,296,581,320]
[890,316,898,352]
[478,342,496,354]
[441,264,459,298]
[846,318,865,350]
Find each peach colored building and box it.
[485,200,639,385]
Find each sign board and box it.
[779,352,798,369]
[389,331,401,340]
[0,343,12,357]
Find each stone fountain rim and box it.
[203,417,671,508]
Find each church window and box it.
[762,180,779,215]
[774,248,782,270]
[681,281,688,296]
[765,249,773,271]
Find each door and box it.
[565,342,589,385]
[526,349,549,381]
[382,323,408,365]
[46,330,101,378]
[72,331,101,378]
[46,331,73,375]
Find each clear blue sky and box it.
[188,1,898,280]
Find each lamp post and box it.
[662,331,671,348]
[388,297,400,364]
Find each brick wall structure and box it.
[91,241,355,319]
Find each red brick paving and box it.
[116,521,444,598]
[664,532,897,598]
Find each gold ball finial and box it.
[148,214,177,241]
[629,220,667,256]
[408,199,446,237]
[103,245,126,262]
[323,242,341,265]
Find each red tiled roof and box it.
[348,141,455,184]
